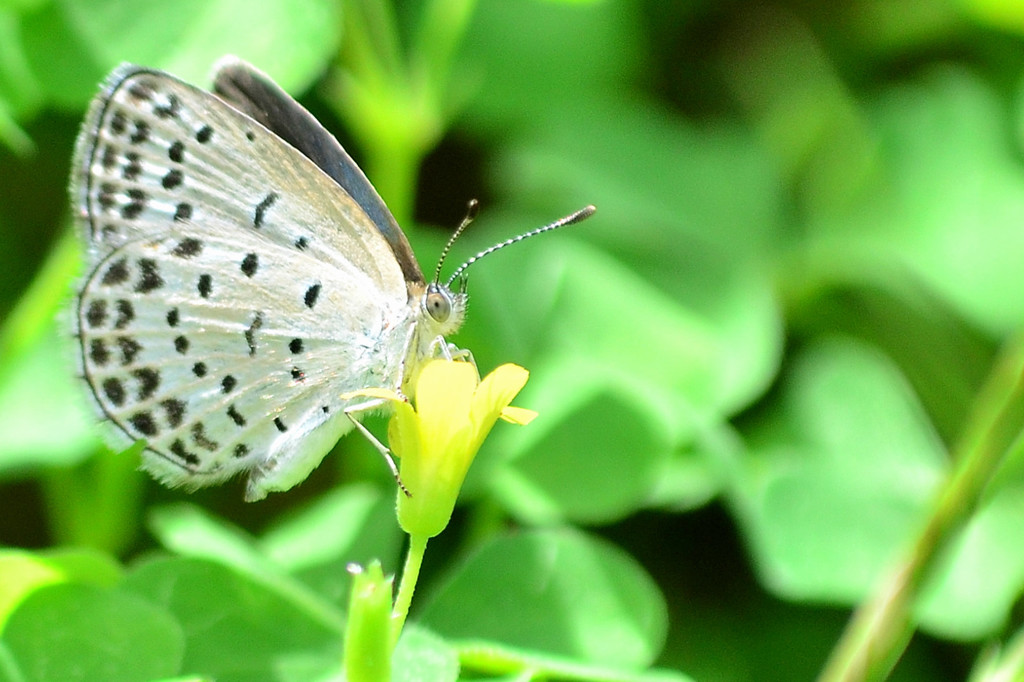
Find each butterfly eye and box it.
[425,288,451,323]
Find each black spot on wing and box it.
[134,258,163,293]
[253,192,278,228]
[127,81,153,100]
[304,283,321,308]
[122,152,142,181]
[245,312,263,356]
[129,411,158,437]
[154,94,180,119]
[97,183,116,212]
[101,258,130,286]
[170,438,200,465]
[129,120,150,144]
[160,398,186,428]
[191,422,219,452]
[121,189,147,220]
[114,299,134,329]
[227,404,246,427]
[174,203,193,222]
[117,337,141,365]
[89,339,111,366]
[172,238,202,258]
[85,299,108,328]
[109,110,127,135]
[132,367,160,401]
[100,145,117,170]
[102,377,126,406]
[168,140,185,163]
[197,273,212,298]
[240,253,259,277]
[162,169,183,190]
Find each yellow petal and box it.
[500,406,538,425]
[386,400,419,458]
[471,364,529,427]
[415,360,477,444]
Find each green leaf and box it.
[461,237,776,521]
[916,484,1024,640]
[122,557,343,682]
[0,5,44,135]
[460,1,644,124]
[455,639,692,682]
[0,328,98,474]
[736,337,948,602]
[258,484,405,606]
[483,359,673,525]
[0,229,99,475]
[419,528,667,670]
[806,67,1024,335]
[147,503,348,634]
[0,548,122,631]
[1,582,184,682]
[391,625,458,682]
[20,0,341,110]
[458,215,781,428]
[150,487,404,610]
[148,503,273,573]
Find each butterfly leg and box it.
[430,336,476,366]
[344,399,410,496]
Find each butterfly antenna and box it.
[433,199,480,283]
[446,205,596,288]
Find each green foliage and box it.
[3,0,1024,680]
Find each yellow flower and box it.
[349,360,535,538]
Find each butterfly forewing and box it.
[210,57,425,287]
[73,66,406,286]
[72,64,416,499]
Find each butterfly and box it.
[70,57,593,501]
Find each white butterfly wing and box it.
[72,65,416,499]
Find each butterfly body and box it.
[71,59,464,500]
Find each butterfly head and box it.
[420,281,466,337]
[415,202,595,341]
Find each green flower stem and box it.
[43,442,143,555]
[391,532,429,647]
[412,0,476,96]
[818,335,1024,682]
[329,0,477,225]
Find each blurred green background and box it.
[3,0,1024,680]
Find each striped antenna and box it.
[433,199,479,283]
[445,205,596,288]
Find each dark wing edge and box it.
[70,63,148,245]
[210,56,425,288]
